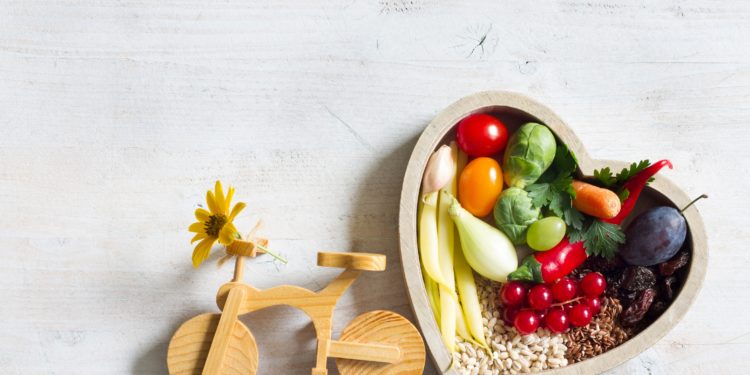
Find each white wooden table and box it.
[1,1,748,374]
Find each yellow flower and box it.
[188,181,246,268]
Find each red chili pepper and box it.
[507,160,673,283]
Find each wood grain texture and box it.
[167,314,258,375]
[208,255,422,374]
[398,91,708,374]
[0,0,748,374]
[336,310,425,375]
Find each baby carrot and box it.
[571,180,621,219]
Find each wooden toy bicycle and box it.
[167,238,426,374]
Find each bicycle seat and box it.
[317,252,386,271]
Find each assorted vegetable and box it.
[571,180,621,219]
[449,191,518,282]
[417,111,705,366]
[456,113,509,157]
[458,157,504,217]
[502,122,556,188]
[493,187,540,245]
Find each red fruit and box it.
[527,285,552,310]
[502,306,519,325]
[513,310,540,335]
[569,304,593,327]
[584,296,601,314]
[551,278,577,302]
[580,272,607,296]
[537,309,548,327]
[545,309,570,333]
[500,281,527,307]
[456,114,509,157]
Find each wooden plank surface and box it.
[0,0,748,374]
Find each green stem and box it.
[680,194,708,213]
[255,242,288,264]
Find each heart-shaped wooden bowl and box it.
[398,91,708,374]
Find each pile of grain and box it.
[453,278,568,374]
[563,296,630,363]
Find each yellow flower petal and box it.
[192,237,215,268]
[188,222,205,233]
[191,232,207,244]
[225,187,235,213]
[228,202,246,221]
[194,208,210,222]
[214,181,226,215]
[206,191,219,214]
[218,225,236,246]
[225,222,238,237]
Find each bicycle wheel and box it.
[167,313,258,375]
[336,310,425,375]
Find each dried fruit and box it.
[662,276,677,300]
[659,251,690,276]
[620,288,656,327]
[649,300,668,318]
[621,266,656,292]
[583,255,625,274]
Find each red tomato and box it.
[456,114,509,157]
[458,157,503,217]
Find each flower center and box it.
[204,214,227,237]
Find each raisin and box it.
[619,290,638,306]
[584,255,625,273]
[662,276,677,300]
[606,271,624,294]
[659,251,690,276]
[621,266,656,292]
[648,300,669,319]
[621,288,657,327]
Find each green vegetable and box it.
[593,160,654,202]
[493,187,540,245]
[568,219,625,259]
[594,160,652,188]
[448,193,518,282]
[502,122,557,188]
[526,143,584,230]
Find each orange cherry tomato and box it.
[458,157,504,217]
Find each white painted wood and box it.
[0,1,747,374]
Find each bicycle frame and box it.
[209,254,401,375]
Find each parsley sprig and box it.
[526,144,584,230]
[593,160,654,201]
[568,219,625,259]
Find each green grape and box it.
[527,216,566,251]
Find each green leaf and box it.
[615,160,650,184]
[526,183,552,209]
[618,188,630,202]
[493,187,541,245]
[582,220,625,259]
[563,205,585,230]
[594,167,616,187]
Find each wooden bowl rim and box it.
[398,91,708,374]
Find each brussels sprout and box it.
[502,123,557,188]
[493,187,541,245]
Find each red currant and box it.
[499,281,527,306]
[513,310,539,335]
[569,304,593,327]
[584,296,601,314]
[502,306,519,325]
[545,309,570,333]
[527,285,552,310]
[551,278,577,302]
[580,272,607,297]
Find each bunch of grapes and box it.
[498,272,607,335]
